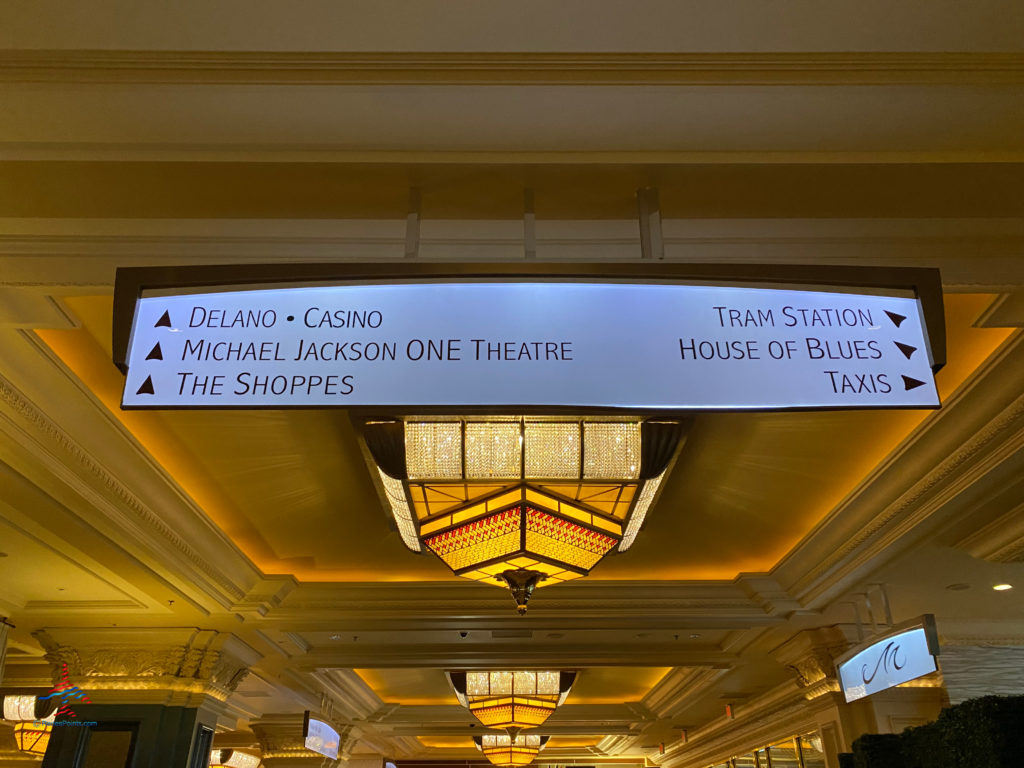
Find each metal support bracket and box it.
[637,186,664,260]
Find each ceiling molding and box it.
[297,645,737,671]
[776,334,1024,608]
[2,51,1023,86]
[657,680,837,768]
[0,370,254,611]
[953,500,1024,562]
[1,219,1023,291]
[264,580,781,627]
[643,667,730,719]
[311,668,385,721]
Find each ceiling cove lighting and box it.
[361,417,685,613]
[447,670,576,738]
[474,733,549,767]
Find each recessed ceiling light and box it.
[946,583,970,591]
[993,583,1013,591]
[689,633,701,639]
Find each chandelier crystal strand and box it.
[406,422,462,479]
[582,422,641,479]
[524,421,579,478]
[618,469,667,551]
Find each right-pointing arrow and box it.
[894,341,917,359]
[145,342,163,360]
[154,310,172,328]
[885,310,906,328]
[136,376,155,395]
[902,375,926,391]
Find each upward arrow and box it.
[894,341,917,359]
[145,342,163,360]
[154,310,172,328]
[885,310,906,328]
[135,376,155,396]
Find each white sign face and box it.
[838,627,937,702]
[304,719,340,760]
[121,281,939,409]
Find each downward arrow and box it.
[135,376,155,395]
[154,310,172,328]
[894,341,917,359]
[145,342,163,360]
[885,310,906,328]
[902,375,926,391]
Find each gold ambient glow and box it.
[447,670,576,737]
[360,417,685,612]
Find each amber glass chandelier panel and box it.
[13,722,52,756]
[475,733,548,767]
[464,670,561,730]
[362,417,685,611]
[421,490,621,587]
[450,671,575,734]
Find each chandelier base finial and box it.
[498,569,547,615]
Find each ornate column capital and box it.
[772,626,849,698]
[31,628,261,706]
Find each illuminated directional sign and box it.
[120,280,939,410]
[836,617,940,702]
[302,714,340,760]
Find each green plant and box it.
[899,721,948,768]
[939,695,1024,768]
[852,733,904,768]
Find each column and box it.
[28,628,260,768]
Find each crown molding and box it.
[657,679,837,768]
[2,51,1023,86]
[775,333,1024,608]
[0,363,261,614]
[292,638,737,671]
[953,500,1024,562]
[643,667,730,718]
[311,669,384,722]
[1,219,1022,291]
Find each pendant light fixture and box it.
[361,417,685,613]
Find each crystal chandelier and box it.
[1,695,56,756]
[447,670,575,737]
[474,733,548,767]
[361,417,684,613]
[210,750,262,768]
